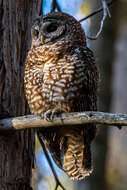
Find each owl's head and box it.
[31,12,86,48]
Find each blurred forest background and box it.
[33,0,127,190]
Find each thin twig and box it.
[79,0,117,40]
[37,132,66,190]
[79,0,115,22]
[87,0,112,40]
[0,112,127,131]
[39,0,43,16]
[102,0,111,17]
[51,0,61,12]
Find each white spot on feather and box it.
[52,86,63,93]
[55,81,65,87]
[52,96,65,101]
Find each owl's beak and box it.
[40,35,45,45]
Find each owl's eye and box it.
[46,23,58,33]
[43,22,59,34]
[42,21,66,40]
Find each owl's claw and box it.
[84,113,90,119]
[42,109,60,122]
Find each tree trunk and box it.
[0,0,41,189]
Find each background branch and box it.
[87,0,111,40]
[51,0,61,12]
[79,0,118,40]
[79,0,115,23]
[40,0,43,16]
[0,112,127,131]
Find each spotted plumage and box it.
[24,12,99,180]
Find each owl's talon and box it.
[84,113,90,119]
[42,110,53,122]
[42,109,61,122]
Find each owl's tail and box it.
[62,129,92,180]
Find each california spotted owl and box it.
[24,12,99,180]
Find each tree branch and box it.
[86,0,112,40]
[79,0,116,23]
[79,0,118,40]
[39,0,43,16]
[51,0,61,12]
[0,112,127,131]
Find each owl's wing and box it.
[74,46,99,113]
[74,46,99,141]
[72,47,99,171]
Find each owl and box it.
[24,12,99,180]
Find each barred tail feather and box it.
[62,131,92,180]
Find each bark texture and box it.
[0,0,41,189]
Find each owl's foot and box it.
[83,113,90,119]
[42,109,61,122]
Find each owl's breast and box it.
[42,59,84,100]
[25,51,87,115]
